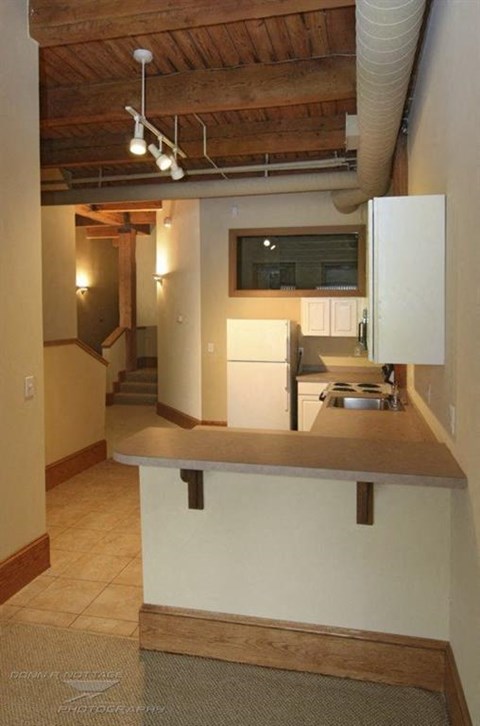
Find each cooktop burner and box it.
[357,383,382,389]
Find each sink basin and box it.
[327,396,404,411]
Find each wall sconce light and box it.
[163,216,172,228]
[153,274,164,285]
[76,285,89,295]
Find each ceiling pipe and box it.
[332,0,427,213]
[41,171,359,206]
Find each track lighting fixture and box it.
[128,49,152,157]
[126,49,186,180]
[148,138,172,171]
[170,157,185,181]
[130,117,146,155]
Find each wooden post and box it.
[118,229,137,371]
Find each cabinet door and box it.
[330,298,358,337]
[298,394,323,431]
[301,298,330,336]
[369,195,445,364]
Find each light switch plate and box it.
[24,375,35,399]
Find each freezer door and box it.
[227,361,291,430]
[227,319,290,362]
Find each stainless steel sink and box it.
[327,396,404,411]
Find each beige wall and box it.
[408,2,480,720]
[199,192,364,421]
[76,229,119,353]
[0,0,46,560]
[44,343,106,465]
[42,206,77,341]
[136,228,157,327]
[157,201,202,419]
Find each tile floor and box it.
[0,405,177,638]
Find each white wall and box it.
[156,201,202,419]
[141,468,451,639]
[408,1,480,719]
[42,206,77,341]
[0,0,46,560]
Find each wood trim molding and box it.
[201,420,227,427]
[44,338,109,367]
[101,326,126,348]
[156,402,201,429]
[0,534,50,604]
[445,644,473,726]
[139,604,446,693]
[45,439,107,490]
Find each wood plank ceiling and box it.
[30,1,357,198]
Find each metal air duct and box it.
[332,0,427,213]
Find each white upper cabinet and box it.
[367,195,445,364]
[330,299,358,337]
[301,298,359,337]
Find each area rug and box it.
[0,622,449,725]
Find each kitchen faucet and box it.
[389,382,400,409]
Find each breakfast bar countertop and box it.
[114,420,466,490]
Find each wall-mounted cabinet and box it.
[301,298,361,337]
[368,195,445,364]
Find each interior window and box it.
[229,226,365,297]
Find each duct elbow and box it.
[331,187,369,214]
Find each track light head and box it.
[170,158,185,180]
[148,141,173,171]
[130,119,146,155]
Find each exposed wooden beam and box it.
[41,116,347,168]
[84,224,151,238]
[29,0,355,47]
[91,201,162,212]
[40,58,356,128]
[75,204,124,226]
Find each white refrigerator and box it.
[227,318,295,430]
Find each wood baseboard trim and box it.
[445,644,473,725]
[156,402,201,429]
[201,420,227,427]
[139,604,446,692]
[0,533,50,604]
[45,439,107,490]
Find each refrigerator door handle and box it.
[285,365,290,411]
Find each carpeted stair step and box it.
[124,368,157,383]
[113,391,157,405]
[120,381,157,394]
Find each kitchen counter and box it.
[310,395,435,443]
[114,423,465,489]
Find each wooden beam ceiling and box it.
[40,58,355,128]
[29,0,355,47]
[41,116,346,168]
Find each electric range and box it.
[320,381,391,400]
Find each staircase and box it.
[113,367,157,406]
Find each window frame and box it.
[229,225,366,298]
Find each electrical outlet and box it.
[449,404,456,436]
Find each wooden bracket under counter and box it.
[114,427,466,526]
